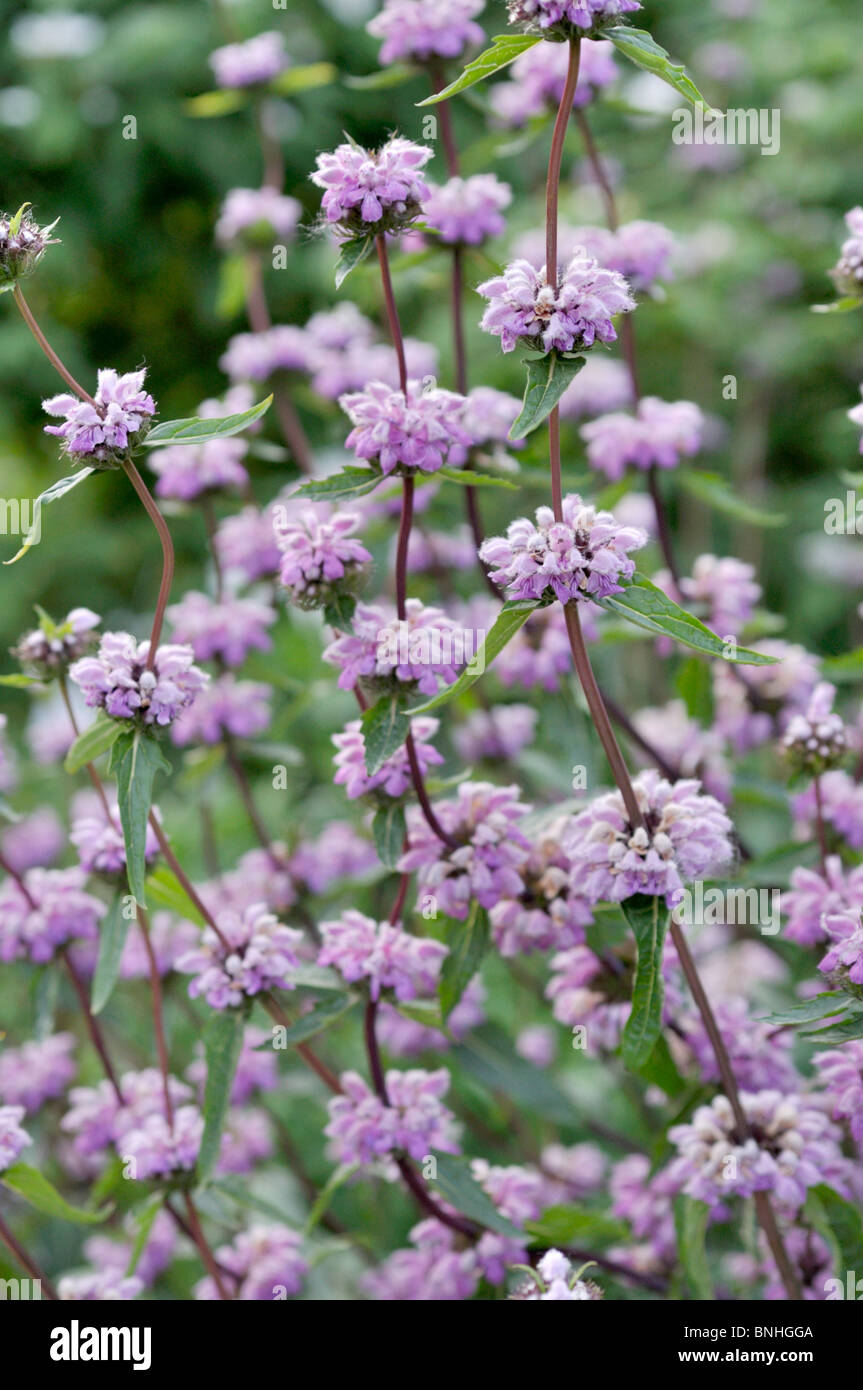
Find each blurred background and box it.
[0,0,862,744]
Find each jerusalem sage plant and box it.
[0,0,862,1310]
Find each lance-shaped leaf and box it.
[510,352,586,438]
[806,1185,863,1273]
[197,1008,247,1185]
[125,1193,164,1278]
[1,1163,111,1224]
[417,34,540,106]
[759,993,849,1027]
[144,864,206,927]
[294,465,383,503]
[64,714,123,773]
[346,64,417,91]
[677,470,787,528]
[372,802,406,871]
[144,396,272,447]
[268,62,336,96]
[438,467,518,490]
[432,1153,523,1238]
[271,992,357,1045]
[604,27,711,108]
[108,730,171,909]
[595,572,780,664]
[674,1196,713,1300]
[186,89,248,117]
[0,673,43,688]
[361,694,410,775]
[526,1205,627,1249]
[812,297,863,315]
[800,1006,863,1044]
[439,899,489,1019]
[621,894,670,1069]
[3,467,96,566]
[409,598,539,715]
[91,894,131,1015]
[335,234,375,289]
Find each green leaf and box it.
[32,966,60,1041]
[454,1025,580,1128]
[821,647,863,684]
[186,89,248,118]
[372,802,406,871]
[431,1152,523,1238]
[759,993,849,1027]
[91,895,131,1016]
[125,1193,164,1278]
[3,467,97,566]
[633,1031,686,1096]
[197,1009,246,1186]
[293,465,382,503]
[0,673,43,688]
[143,864,206,927]
[621,895,670,1069]
[272,993,356,1045]
[64,714,123,773]
[144,396,272,446]
[335,234,375,289]
[526,1205,628,1249]
[812,297,863,315]
[417,34,540,106]
[438,467,518,490]
[108,731,171,909]
[409,598,540,714]
[323,592,357,630]
[595,572,780,665]
[675,657,714,724]
[345,64,417,91]
[677,470,787,528]
[806,1185,863,1272]
[289,964,346,993]
[0,1163,110,1224]
[268,62,336,96]
[800,1006,863,1044]
[604,27,711,108]
[439,899,488,1019]
[674,1196,713,1299]
[304,1163,359,1235]
[510,352,586,438]
[361,695,409,776]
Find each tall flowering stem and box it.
[119,455,175,670]
[375,231,458,849]
[542,36,801,1302]
[574,107,679,584]
[13,285,97,408]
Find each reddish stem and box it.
[13,285,98,407]
[0,1211,58,1300]
[119,455,175,669]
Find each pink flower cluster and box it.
[479,493,646,602]
[581,398,704,480]
[325,1068,460,1166]
[311,136,433,240]
[507,0,641,32]
[70,632,208,726]
[196,1226,307,1301]
[323,599,466,697]
[170,674,271,746]
[318,910,448,1000]
[167,591,276,667]
[0,867,104,963]
[148,437,249,501]
[215,187,302,249]
[276,507,371,608]
[563,769,735,906]
[209,32,288,89]
[425,175,512,246]
[479,252,635,354]
[367,0,485,65]
[43,369,156,465]
[340,380,470,477]
[177,903,303,1009]
[333,715,442,801]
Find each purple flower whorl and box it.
[478,252,635,355]
[563,769,735,907]
[479,493,646,603]
[507,0,641,38]
[340,379,470,478]
[43,369,156,466]
[275,506,371,610]
[176,903,303,1009]
[311,136,433,241]
[69,632,208,728]
[367,0,485,67]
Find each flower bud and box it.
[0,204,59,292]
